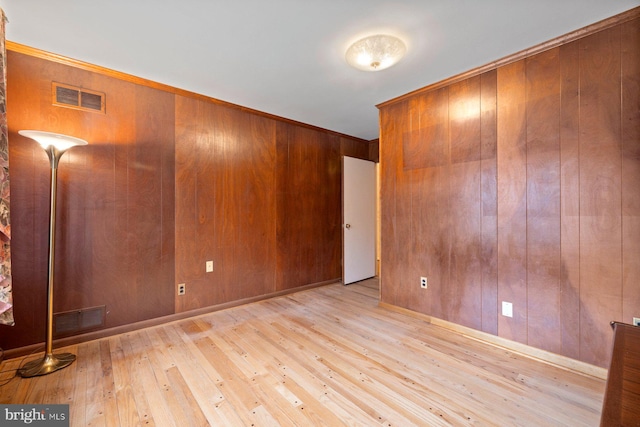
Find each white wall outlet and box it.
[633,317,640,327]
[420,277,428,289]
[502,301,513,318]
[178,283,186,296]
[206,260,214,272]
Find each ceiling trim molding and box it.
[7,41,368,143]
[377,5,640,109]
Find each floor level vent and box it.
[54,305,106,337]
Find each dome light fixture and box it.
[345,34,407,72]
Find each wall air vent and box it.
[52,82,106,114]
[53,305,106,337]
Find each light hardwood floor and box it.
[0,279,605,426]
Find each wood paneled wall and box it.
[1,50,370,350]
[378,14,640,368]
[5,52,177,350]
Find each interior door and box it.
[343,156,376,285]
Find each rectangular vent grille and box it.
[54,305,106,337]
[52,82,105,113]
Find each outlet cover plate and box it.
[502,301,513,318]
[633,317,640,327]
[206,260,214,272]
[178,283,186,296]
[420,277,427,289]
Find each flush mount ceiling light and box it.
[345,34,407,72]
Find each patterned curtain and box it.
[0,8,13,326]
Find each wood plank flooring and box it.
[0,279,605,426]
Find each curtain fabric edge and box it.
[0,7,14,327]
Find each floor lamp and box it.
[17,130,88,378]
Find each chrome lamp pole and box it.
[17,130,87,378]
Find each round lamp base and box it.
[17,353,76,378]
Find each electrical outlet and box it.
[420,277,428,289]
[633,317,640,327]
[502,301,513,318]
[178,283,186,296]
[206,260,214,272]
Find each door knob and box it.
[345,224,351,229]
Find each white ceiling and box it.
[1,1,638,140]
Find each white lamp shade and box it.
[345,34,407,72]
[19,130,88,151]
